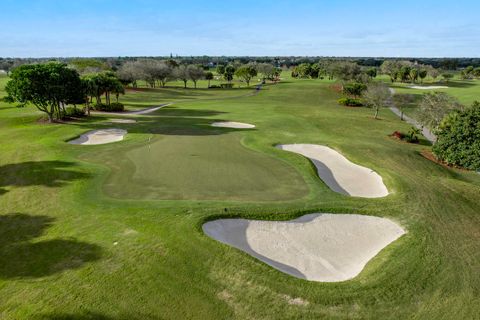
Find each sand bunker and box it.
[408,85,448,90]
[107,118,137,124]
[203,213,405,282]
[277,144,388,198]
[68,129,127,145]
[211,121,255,129]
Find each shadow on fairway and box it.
[0,213,102,279]
[154,107,227,117]
[33,312,115,320]
[0,161,90,195]
[34,311,162,320]
[70,108,256,137]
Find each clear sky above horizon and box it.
[1,0,479,58]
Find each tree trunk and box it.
[374,107,379,119]
[194,81,197,88]
[184,80,187,88]
[208,79,211,87]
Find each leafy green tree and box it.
[380,60,402,82]
[234,65,257,86]
[362,82,392,119]
[417,92,463,130]
[473,67,480,78]
[343,82,367,99]
[224,65,236,82]
[365,67,377,78]
[216,64,225,75]
[442,73,454,83]
[294,63,312,78]
[174,65,189,88]
[330,61,361,81]
[205,71,214,87]
[419,69,428,83]
[398,66,411,82]
[433,101,480,170]
[187,65,205,88]
[410,68,419,83]
[393,93,415,120]
[257,63,276,81]
[5,62,83,122]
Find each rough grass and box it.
[0,74,479,319]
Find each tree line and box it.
[116,59,281,88]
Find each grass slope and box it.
[0,74,479,319]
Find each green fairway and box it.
[1,74,479,319]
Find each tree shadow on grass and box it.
[0,161,90,195]
[0,213,102,279]
[70,111,256,137]
[155,107,227,117]
[33,311,163,320]
[33,312,114,320]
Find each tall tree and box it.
[417,92,463,130]
[234,65,257,86]
[362,83,392,119]
[5,62,83,122]
[174,65,190,88]
[224,65,236,82]
[187,65,205,88]
[205,71,214,87]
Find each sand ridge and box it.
[408,85,448,90]
[211,121,255,129]
[203,213,405,282]
[68,128,127,145]
[277,144,389,198]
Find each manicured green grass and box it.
[386,78,480,119]
[0,75,479,319]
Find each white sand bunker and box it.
[68,128,127,145]
[408,85,448,90]
[211,121,255,129]
[277,144,388,198]
[107,118,137,124]
[203,213,405,282]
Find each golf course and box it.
[1,69,479,319]
[1,1,480,318]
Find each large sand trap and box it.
[277,144,388,198]
[68,129,127,145]
[107,118,137,124]
[408,85,448,90]
[203,213,405,282]
[211,121,255,129]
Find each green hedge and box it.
[433,102,480,170]
[338,98,363,107]
[94,102,124,112]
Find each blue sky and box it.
[1,0,479,57]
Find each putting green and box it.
[94,131,308,201]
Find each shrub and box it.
[338,98,363,107]
[220,83,234,89]
[63,106,86,118]
[433,101,480,170]
[208,85,221,89]
[93,102,124,112]
[342,82,367,98]
[93,103,108,111]
[108,102,124,111]
[405,127,420,143]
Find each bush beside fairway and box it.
[0,74,479,319]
